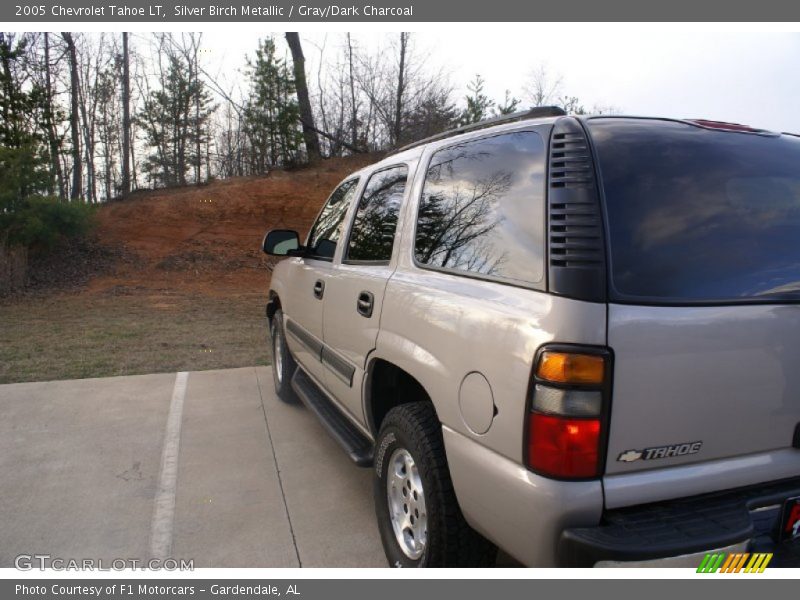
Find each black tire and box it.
[373,402,497,567]
[270,309,298,403]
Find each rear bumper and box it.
[559,476,800,567]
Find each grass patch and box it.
[0,292,271,384]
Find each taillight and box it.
[526,346,611,479]
[528,414,600,478]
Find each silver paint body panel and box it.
[605,304,800,485]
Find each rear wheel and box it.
[373,402,497,567]
[270,309,297,403]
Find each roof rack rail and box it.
[390,105,567,155]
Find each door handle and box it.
[357,291,374,318]
[313,279,325,300]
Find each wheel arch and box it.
[365,358,439,437]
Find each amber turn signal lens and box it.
[536,351,605,385]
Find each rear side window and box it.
[589,119,800,302]
[346,165,407,262]
[306,178,359,260]
[414,131,546,286]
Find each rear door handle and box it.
[357,291,374,318]
[313,279,325,299]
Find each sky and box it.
[191,28,800,133]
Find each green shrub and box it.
[0,196,95,249]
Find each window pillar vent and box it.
[547,118,607,302]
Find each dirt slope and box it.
[89,153,380,298]
[1,154,385,383]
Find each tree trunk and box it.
[130,129,137,191]
[193,49,201,184]
[77,59,97,204]
[103,102,112,200]
[285,32,321,164]
[43,34,65,199]
[393,33,408,147]
[62,32,82,200]
[195,93,201,182]
[0,35,10,133]
[347,33,358,149]
[121,32,131,196]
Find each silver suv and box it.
[262,108,800,567]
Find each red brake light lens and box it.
[686,119,773,135]
[527,413,600,478]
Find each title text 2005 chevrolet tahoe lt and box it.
[262,108,800,567]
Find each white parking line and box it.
[149,371,189,560]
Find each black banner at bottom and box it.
[3,579,795,600]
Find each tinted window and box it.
[346,166,407,262]
[307,178,359,259]
[415,131,546,285]
[588,119,800,302]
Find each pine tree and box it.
[0,33,49,213]
[138,53,214,187]
[403,87,459,144]
[243,37,303,172]
[495,90,521,115]
[460,74,494,126]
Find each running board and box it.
[291,368,374,467]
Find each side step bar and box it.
[291,367,374,467]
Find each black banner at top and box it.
[4,0,800,22]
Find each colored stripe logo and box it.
[697,552,773,573]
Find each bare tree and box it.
[523,65,562,107]
[61,32,81,200]
[77,33,109,203]
[121,32,131,196]
[42,33,65,199]
[307,33,455,155]
[285,32,321,163]
[353,32,453,149]
[215,102,249,177]
[346,33,358,148]
[178,33,203,183]
[393,32,408,145]
[126,34,142,191]
[588,102,622,115]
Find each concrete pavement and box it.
[0,367,386,568]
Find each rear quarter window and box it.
[414,131,546,287]
[588,119,800,303]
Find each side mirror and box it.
[263,230,303,256]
